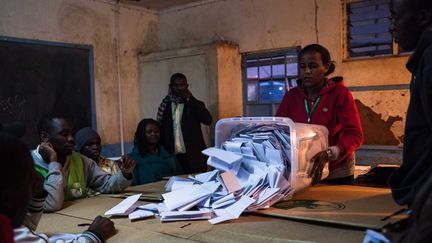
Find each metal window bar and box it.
[347,0,393,57]
[243,52,299,116]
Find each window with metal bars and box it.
[242,48,299,117]
[346,0,395,58]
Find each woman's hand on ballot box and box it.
[309,150,330,185]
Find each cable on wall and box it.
[114,0,125,155]
[314,0,319,43]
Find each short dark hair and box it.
[170,73,187,84]
[37,113,73,135]
[299,44,336,76]
[134,118,160,156]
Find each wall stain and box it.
[58,3,95,35]
[355,99,402,145]
[140,20,160,54]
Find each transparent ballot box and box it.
[214,116,329,197]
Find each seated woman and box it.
[276,44,363,184]
[128,118,178,185]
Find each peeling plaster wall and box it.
[353,91,408,145]
[159,0,411,145]
[0,0,160,145]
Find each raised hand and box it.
[119,155,136,179]
[180,89,192,101]
[39,142,57,163]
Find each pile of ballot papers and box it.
[104,123,314,224]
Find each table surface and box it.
[36,181,402,243]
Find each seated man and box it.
[0,132,116,242]
[75,127,120,175]
[31,114,135,212]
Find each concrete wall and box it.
[216,43,242,119]
[137,42,242,146]
[159,0,411,146]
[138,44,216,147]
[0,0,159,145]
[0,0,411,147]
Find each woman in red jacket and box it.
[276,44,363,184]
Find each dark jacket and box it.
[386,162,432,243]
[389,30,432,206]
[276,77,363,178]
[160,96,212,173]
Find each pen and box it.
[77,223,91,227]
[180,223,191,228]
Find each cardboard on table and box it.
[254,184,405,229]
[38,205,364,243]
[37,213,189,243]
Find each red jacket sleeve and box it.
[333,89,364,166]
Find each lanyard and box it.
[304,96,321,123]
[171,103,177,120]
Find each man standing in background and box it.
[157,73,212,174]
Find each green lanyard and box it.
[304,96,321,123]
[171,103,177,120]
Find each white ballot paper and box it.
[165,176,193,191]
[104,194,141,216]
[193,169,219,183]
[128,209,155,221]
[209,196,256,224]
[162,181,220,211]
[160,209,214,222]
[157,123,315,225]
[137,203,160,212]
[224,141,243,153]
[203,148,242,174]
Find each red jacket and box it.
[0,214,13,243]
[275,77,363,173]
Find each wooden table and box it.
[36,181,400,243]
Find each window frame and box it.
[242,47,300,117]
[342,0,408,61]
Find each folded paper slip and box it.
[203,147,243,174]
[209,196,256,224]
[160,209,214,222]
[162,181,220,211]
[128,209,155,221]
[104,194,142,216]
